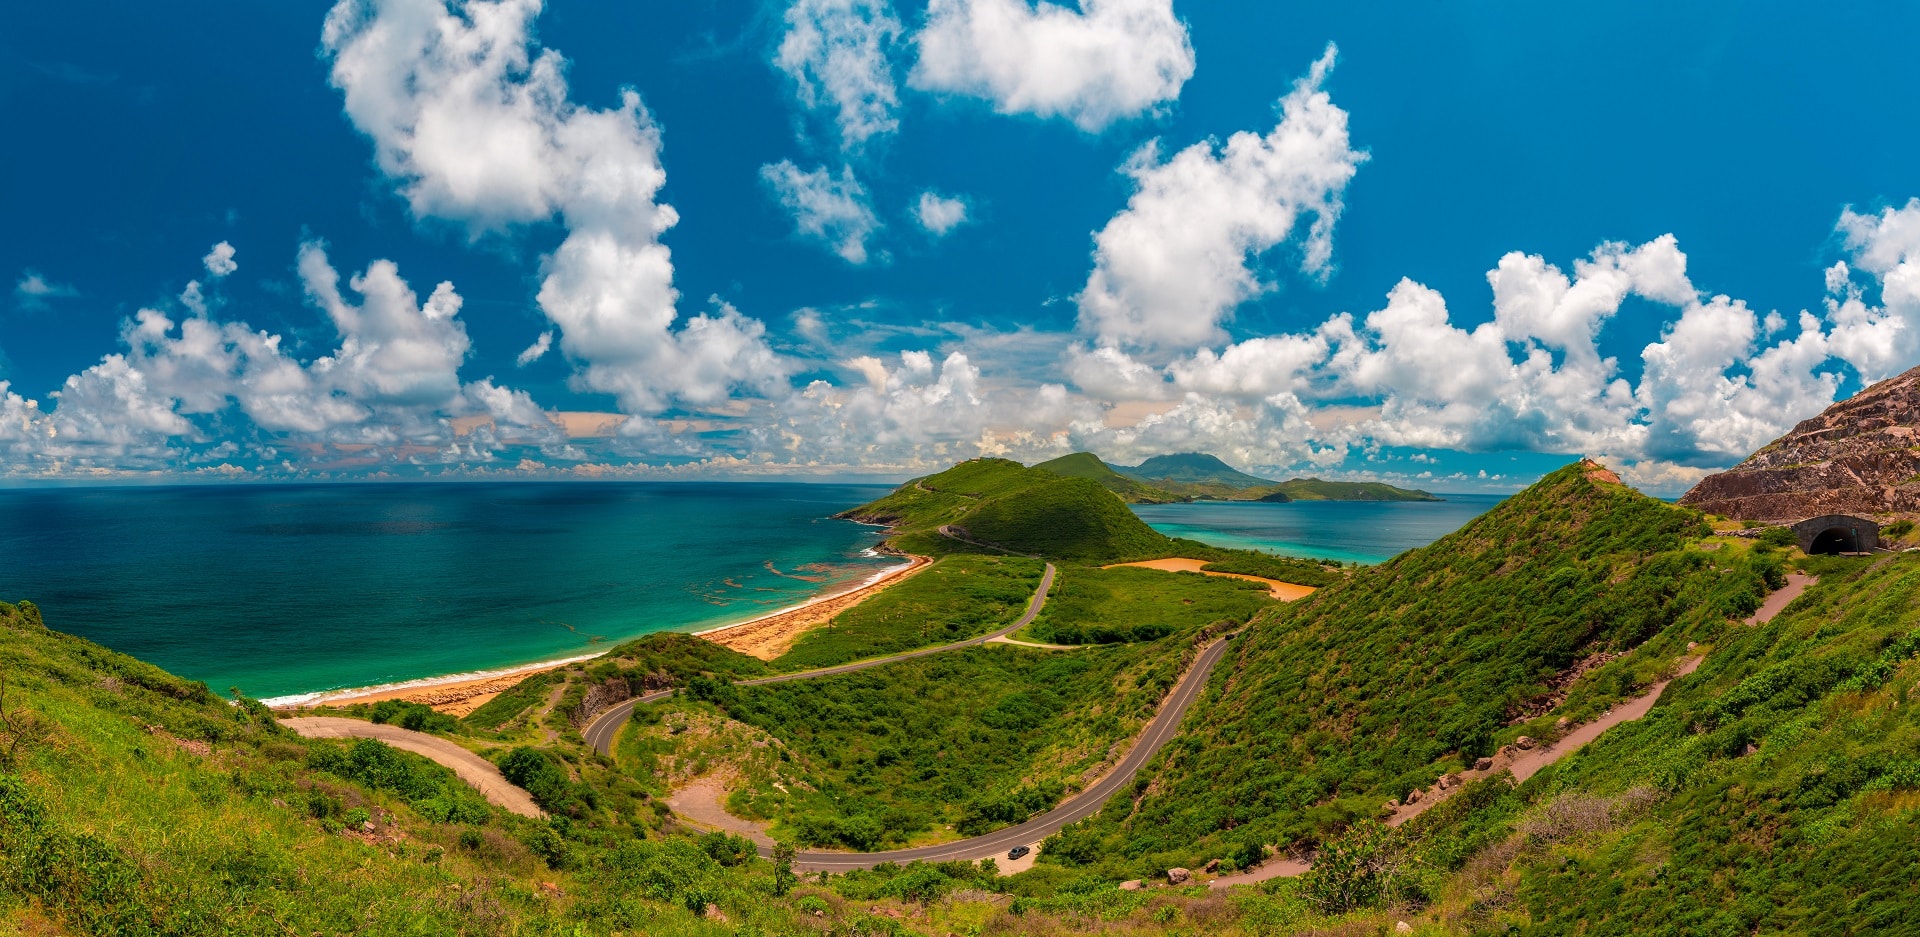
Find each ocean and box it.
[1131,494,1505,565]
[0,482,898,702]
[0,483,1502,701]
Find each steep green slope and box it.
[1032,451,1180,503]
[1470,553,1920,933]
[841,457,1179,561]
[0,600,574,934]
[1045,463,1768,873]
[1266,477,1440,502]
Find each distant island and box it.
[1031,451,1442,504]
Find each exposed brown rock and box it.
[1680,365,1920,520]
[1166,867,1191,885]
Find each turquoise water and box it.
[0,483,897,701]
[1132,495,1505,565]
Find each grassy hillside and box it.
[1109,452,1439,502]
[842,457,1180,561]
[1460,552,1920,933]
[1033,451,1181,503]
[1042,462,1768,874]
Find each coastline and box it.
[269,551,921,712]
[698,552,930,659]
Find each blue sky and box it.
[2,0,1916,492]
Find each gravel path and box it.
[279,717,544,818]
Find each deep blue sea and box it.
[1132,494,1505,565]
[0,484,1501,700]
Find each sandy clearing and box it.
[666,776,775,846]
[1105,557,1318,601]
[280,717,543,818]
[702,554,932,660]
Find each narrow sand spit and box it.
[700,554,932,660]
[1104,557,1317,601]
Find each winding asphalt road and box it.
[782,631,1235,871]
[581,562,1059,755]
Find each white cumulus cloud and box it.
[761,160,882,264]
[776,0,903,149]
[1075,44,1365,352]
[914,191,969,236]
[322,0,788,414]
[203,241,238,277]
[911,0,1194,132]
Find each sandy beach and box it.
[698,553,931,659]
[268,656,594,716]
[1104,557,1318,601]
[274,554,929,713]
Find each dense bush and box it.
[498,746,598,817]
[308,738,492,825]
[369,699,461,734]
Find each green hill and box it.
[1031,451,1180,503]
[1108,452,1440,502]
[1121,452,1279,491]
[1044,462,1746,858]
[1264,477,1441,502]
[841,457,1179,561]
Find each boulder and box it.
[1396,922,1414,934]
[1515,736,1535,751]
[1119,880,1143,891]
[1554,716,1570,729]
[1403,788,1421,804]
[1437,773,1458,790]
[1383,799,1400,812]
[1474,756,1493,771]
[1202,858,1221,874]
[1166,867,1191,885]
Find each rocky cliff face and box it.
[1680,364,1920,521]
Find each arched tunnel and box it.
[1807,526,1859,555]
[1793,515,1879,555]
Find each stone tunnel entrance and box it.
[1792,514,1880,555]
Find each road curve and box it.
[280,717,545,819]
[786,632,1236,871]
[583,562,1059,756]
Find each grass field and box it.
[1024,564,1272,645]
